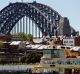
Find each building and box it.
[63,36,80,46]
[63,37,75,46]
[0,35,11,41]
[75,36,80,46]
[10,41,26,49]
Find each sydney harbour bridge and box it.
[0,1,76,37]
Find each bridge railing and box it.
[41,58,80,65]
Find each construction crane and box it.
[64,47,77,58]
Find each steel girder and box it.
[0,2,61,36]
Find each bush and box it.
[13,32,33,41]
[20,52,42,64]
[27,34,33,41]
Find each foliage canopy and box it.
[20,52,42,64]
[13,32,33,41]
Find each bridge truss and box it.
[0,1,72,37]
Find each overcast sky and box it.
[0,0,80,32]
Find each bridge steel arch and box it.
[0,2,62,36]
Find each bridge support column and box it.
[26,16,27,34]
[20,19,22,32]
[23,17,25,33]
[29,18,30,34]
[32,21,34,37]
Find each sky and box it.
[0,0,80,32]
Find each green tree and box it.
[26,52,42,64]
[13,32,27,41]
[13,32,33,41]
[0,58,6,64]
[20,52,42,64]
[27,34,33,41]
[19,56,26,63]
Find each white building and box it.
[10,41,26,49]
[63,38,75,46]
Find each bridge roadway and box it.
[0,64,79,71]
[0,65,35,71]
[0,51,80,70]
[0,64,80,74]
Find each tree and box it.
[27,34,33,41]
[13,32,33,41]
[19,56,26,63]
[20,52,42,64]
[0,58,6,64]
[13,32,27,41]
[26,52,42,64]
